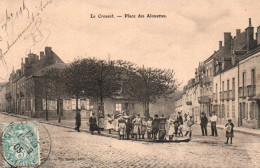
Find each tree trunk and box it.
[58,98,61,123]
[146,100,150,118]
[45,96,48,121]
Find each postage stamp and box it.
[1,121,40,167]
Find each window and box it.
[227,80,230,91]
[232,101,235,118]
[71,99,81,110]
[42,99,57,110]
[251,69,256,85]
[116,103,122,113]
[222,104,225,118]
[242,72,246,87]
[245,103,248,119]
[63,99,71,110]
[80,99,90,110]
[226,102,230,118]
[250,102,256,120]
[222,81,224,91]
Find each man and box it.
[177,112,183,125]
[75,109,81,132]
[209,111,218,136]
[152,114,160,141]
[200,112,208,136]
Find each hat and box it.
[154,114,158,117]
[189,115,193,118]
[137,114,140,116]
[228,118,232,121]
[123,116,130,119]
[178,112,181,114]
[212,111,216,113]
[201,112,205,115]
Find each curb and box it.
[0,112,119,139]
[204,124,260,137]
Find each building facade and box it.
[175,19,260,129]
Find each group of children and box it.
[104,112,195,141]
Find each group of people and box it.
[75,109,234,144]
[200,111,234,144]
[105,112,195,141]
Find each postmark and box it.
[1,121,40,167]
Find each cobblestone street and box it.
[0,114,259,168]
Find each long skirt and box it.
[90,124,99,131]
[133,125,141,135]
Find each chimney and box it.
[45,47,52,57]
[40,52,45,60]
[224,32,232,48]
[25,58,29,64]
[246,18,254,52]
[219,41,222,50]
[256,26,260,45]
[236,29,241,36]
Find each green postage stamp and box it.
[1,121,40,167]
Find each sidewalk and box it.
[2,112,260,137]
[211,123,260,137]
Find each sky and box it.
[0,0,260,86]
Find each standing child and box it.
[146,117,153,139]
[185,116,194,138]
[225,119,234,144]
[118,115,126,140]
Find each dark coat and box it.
[125,121,132,133]
[225,122,234,137]
[177,115,183,125]
[75,113,81,126]
[200,116,208,126]
[152,118,160,134]
[89,117,99,131]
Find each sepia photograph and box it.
[0,0,259,167]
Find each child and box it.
[178,125,183,137]
[141,116,147,139]
[185,116,194,138]
[168,119,175,140]
[225,119,234,144]
[146,117,153,139]
[118,115,126,140]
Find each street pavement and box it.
[0,113,259,168]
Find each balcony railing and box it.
[224,90,232,100]
[213,93,217,102]
[248,85,256,97]
[239,86,248,98]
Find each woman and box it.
[225,119,234,144]
[106,114,114,134]
[89,113,100,135]
[132,114,142,140]
[140,116,147,139]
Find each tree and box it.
[63,59,85,114]
[122,66,179,118]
